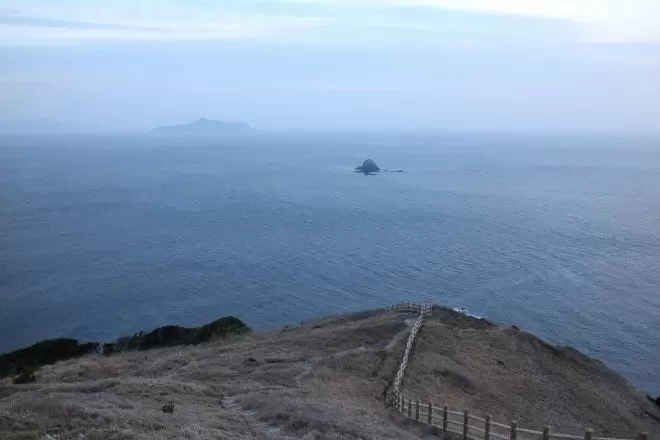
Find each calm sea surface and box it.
[1,133,659,394]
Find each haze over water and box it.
[1,132,659,395]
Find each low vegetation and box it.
[400,307,659,437]
[11,368,38,385]
[0,317,250,381]
[102,316,250,354]
[0,338,98,378]
[0,307,657,439]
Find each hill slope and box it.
[0,307,658,439]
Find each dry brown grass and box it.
[401,306,660,438]
[0,309,422,439]
[1,306,657,439]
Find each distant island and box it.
[151,117,257,134]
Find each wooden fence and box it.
[388,301,431,398]
[386,303,650,440]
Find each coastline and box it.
[1,304,655,398]
[1,304,658,439]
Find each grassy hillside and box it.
[0,307,658,440]
[401,307,659,437]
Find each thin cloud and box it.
[395,0,610,21]
[0,0,576,46]
[0,0,658,46]
[0,15,330,46]
[0,14,167,32]
[396,0,660,43]
[319,86,423,93]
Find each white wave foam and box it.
[452,306,484,319]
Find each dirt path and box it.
[225,310,416,438]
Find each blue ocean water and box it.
[1,133,659,394]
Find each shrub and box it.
[0,339,99,378]
[12,368,37,384]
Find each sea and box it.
[1,132,659,395]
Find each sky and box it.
[0,0,659,131]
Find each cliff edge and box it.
[0,306,657,440]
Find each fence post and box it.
[584,429,593,440]
[484,415,491,440]
[428,402,433,425]
[638,433,648,440]
[510,421,518,440]
[415,400,420,421]
[463,410,469,440]
[408,398,412,418]
[443,406,448,432]
[542,426,550,440]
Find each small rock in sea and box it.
[511,325,520,331]
[355,159,380,174]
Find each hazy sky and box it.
[1,0,659,131]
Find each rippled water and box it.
[1,132,659,394]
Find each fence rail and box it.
[385,302,650,440]
[388,302,431,398]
